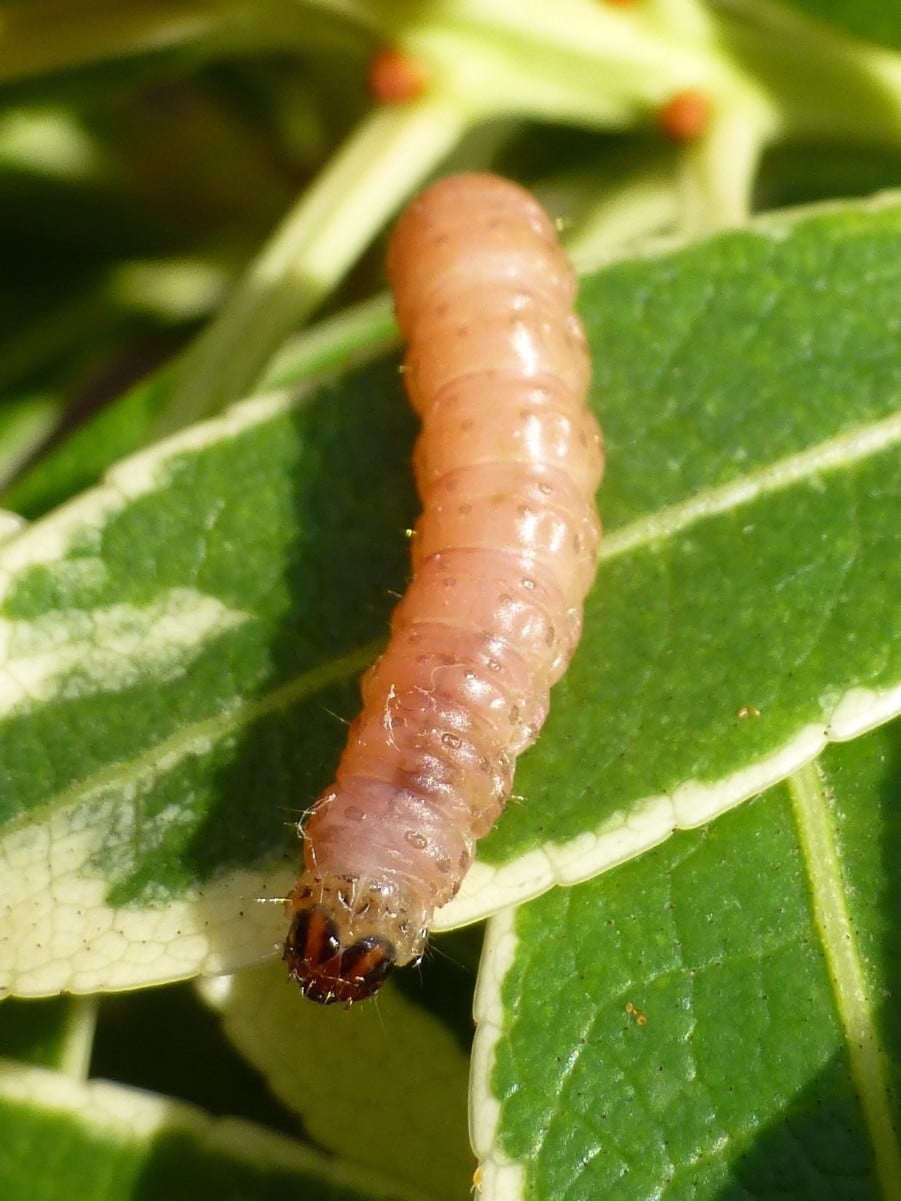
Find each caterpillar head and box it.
[282,907,394,1004]
[284,905,396,1005]
[284,871,429,1004]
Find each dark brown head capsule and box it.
[283,906,397,1005]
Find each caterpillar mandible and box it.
[284,173,604,1004]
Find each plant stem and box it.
[0,0,369,83]
[677,98,773,231]
[260,293,396,391]
[711,2,901,147]
[395,0,735,127]
[564,165,682,264]
[0,0,237,83]
[151,97,467,436]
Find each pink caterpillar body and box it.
[285,174,604,1004]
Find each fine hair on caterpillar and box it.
[284,172,604,1005]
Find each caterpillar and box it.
[284,173,604,1004]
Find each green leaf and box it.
[0,369,418,995]
[0,194,899,1000]
[778,0,901,50]
[0,1058,428,1201]
[197,957,474,1201]
[470,718,901,1200]
[444,191,901,921]
[0,394,60,494]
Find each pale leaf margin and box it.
[0,1058,432,1201]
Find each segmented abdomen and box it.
[285,174,604,1003]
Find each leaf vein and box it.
[599,411,901,561]
[789,760,901,1200]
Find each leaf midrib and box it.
[789,761,901,1201]
[600,409,901,561]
